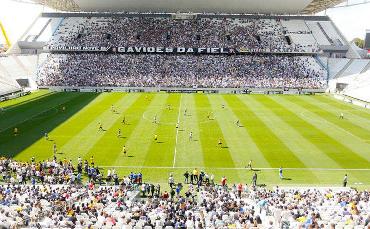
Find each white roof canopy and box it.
[28,0,345,14]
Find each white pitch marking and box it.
[172,94,182,168]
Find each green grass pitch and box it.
[0,90,369,188]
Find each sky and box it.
[317,2,370,41]
[0,0,369,45]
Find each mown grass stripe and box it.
[297,96,370,140]
[143,94,181,167]
[210,95,270,168]
[174,94,204,168]
[209,95,271,183]
[226,96,306,168]
[111,94,165,167]
[195,94,236,169]
[61,93,139,160]
[57,93,126,159]
[257,95,357,169]
[249,95,339,169]
[318,95,370,119]
[276,96,370,164]
[28,93,118,161]
[307,96,370,132]
[87,94,154,166]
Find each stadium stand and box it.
[318,21,346,46]
[0,55,40,95]
[37,54,326,89]
[306,21,332,46]
[333,66,370,102]
[21,17,63,43]
[0,56,23,96]
[2,13,355,91]
[280,19,319,52]
[0,158,369,228]
[46,16,329,53]
[338,59,370,78]
[0,55,38,81]
[31,14,337,89]
[327,58,351,79]
[0,79,21,96]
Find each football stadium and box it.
[0,0,370,228]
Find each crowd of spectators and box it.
[40,16,326,89]
[48,17,319,53]
[38,54,326,89]
[0,157,369,228]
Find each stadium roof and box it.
[27,0,344,14]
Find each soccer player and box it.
[153,115,158,124]
[339,112,344,119]
[13,127,18,136]
[218,138,223,147]
[279,167,284,179]
[222,104,225,109]
[189,131,193,141]
[62,106,66,112]
[176,122,179,129]
[117,128,122,138]
[207,112,211,120]
[98,122,103,131]
[247,160,253,170]
[184,108,187,116]
[154,134,158,142]
[90,156,95,166]
[122,145,127,156]
[236,120,240,127]
[111,105,115,113]
[44,132,49,140]
[122,116,126,124]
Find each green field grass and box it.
[0,90,369,188]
